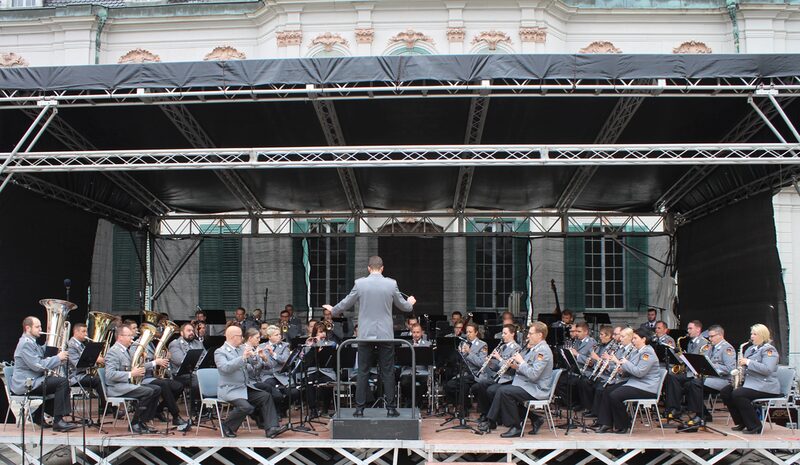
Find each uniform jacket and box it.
[331,272,413,340]
[512,340,554,400]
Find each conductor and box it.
[323,255,416,418]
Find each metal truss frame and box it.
[556,93,645,213]
[4,435,799,465]
[310,94,365,215]
[156,211,667,238]
[2,76,800,110]
[454,83,491,213]
[2,143,800,172]
[18,107,171,216]
[158,103,264,213]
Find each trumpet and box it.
[279,322,290,334]
[478,343,505,376]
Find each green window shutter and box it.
[112,225,144,312]
[564,228,585,312]
[466,221,476,311]
[292,221,309,313]
[199,237,242,310]
[624,230,649,312]
[512,220,530,305]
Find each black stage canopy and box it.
[0,54,799,221]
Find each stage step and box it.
[331,408,421,440]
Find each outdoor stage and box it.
[0,413,798,465]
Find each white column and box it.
[773,188,800,370]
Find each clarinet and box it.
[603,345,634,387]
[590,341,619,380]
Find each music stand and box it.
[290,337,307,350]
[437,339,481,434]
[175,350,203,377]
[201,336,225,351]
[677,353,728,436]
[557,349,587,434]
[197,350,217,369]
[271,347,316,437]
[74,342,103,425]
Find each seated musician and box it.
[168,322,204,415]
[303,323,337,416]
[587,326,630,425]
[214,325,280,438]
[719,323,780,434]
[399,323,431,408]
[104,325,161,434]
[257,325,294,415]
[471,323,522,423]
[478,321,553,437]
[557,322,596,410]
[664,320,710,421]
[654,321,675,348]
[444,322,486,415]
[11,316,78,432]
[575,325,614,415]
[682,324,736,427]
[136,333,189,430]
[595,328,662,434]
[321,307,345,343]
[67,322,106,415]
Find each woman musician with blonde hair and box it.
[718,323,780,434]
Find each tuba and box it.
[130,324,157,384]
[142,310,160,327]
[87,310,116,373]
[153,320,179,378]
[40,299,76,377]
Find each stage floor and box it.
[1,411,798,465]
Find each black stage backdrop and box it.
[0,184,97,420]
[677,192,789,358]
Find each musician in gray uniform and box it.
[135,335,189,429]
[589,327,634,427]
[664,320,709,420]
[257,325,292,414]
[654,321,675,348]
[399,323,431,408]
[719,323,781,434]
[324,255,416,417]
[10,316,77,432]
[169,323,203,401]
[214,325,280,438]
[472,324,521,422]
[104,325,161,434]
[596,328,662,434]
[639,308,658,334]
[303,324,338,416]
[444,322,487,414]
[67,322,106,414]
[321,307,345,342]
[576,325,614,414]
[479,321,554,438]
[681,324,737,426]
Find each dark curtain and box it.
[0,184,98,421]
[677,193,789,358]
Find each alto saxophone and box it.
[730,341,749,388]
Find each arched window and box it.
[386,44,434,56]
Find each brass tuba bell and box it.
[40,298,76,377]
[87,310,116,372]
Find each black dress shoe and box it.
[387,408,400,417]
[353,407,365,417]
[478,420,497,433]
[686,416,704,427]
[129,423,145,435]
[528,418,544,435]
[743,426,762,435]
[141,423,159,434]
[500,426,522,438]
[53,420,78,432]
[595,425,612,434]
[222,426,237,438]
[614,427,630,434]
[731,424,746,431]
[477,414,487,423]
[265,426,282,438]
[172,416,189,427]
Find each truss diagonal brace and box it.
[556,95,645,213]
[20,107,170,216]
[0,103,57,194]
[152,237,203,301]
[454,90,490,212]
[159,103,263,213]
[2,172,146,228]
[310,96,364,214]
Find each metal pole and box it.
[767,95,800,143]
[0,104,55,194]
[748,97,787,143]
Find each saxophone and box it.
[730,341,749,388]
[671,334,688,374]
